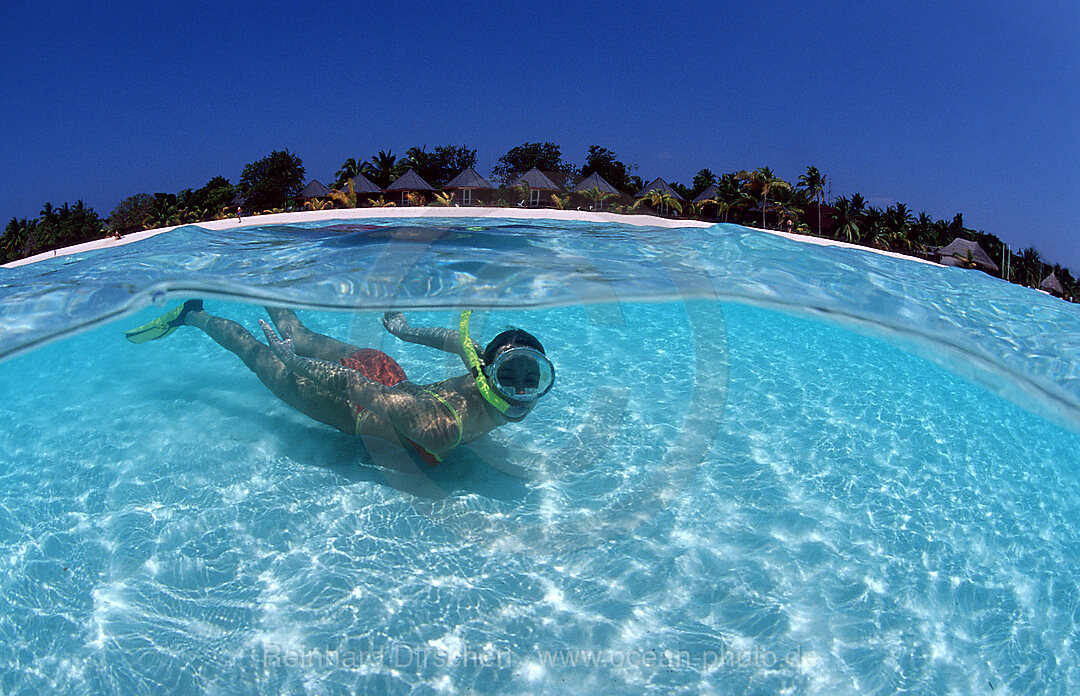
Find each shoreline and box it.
[2,207,938,269]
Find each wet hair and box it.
[483,328,545,365]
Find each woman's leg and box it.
[264,306,361,362]
[185,307,357,434]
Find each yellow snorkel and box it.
[459,310,512,414]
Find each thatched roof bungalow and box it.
[296,179,331,201]
[444,167,495,206]
[934,238,1000,273]
[386,169,436,206]
[1040,271,1065,297]
[573,172,621,210]
[511,168,561,207]
[691,183,718,204]
[574,172,621,195]
[635,177,685,201]
[343,173,382,195]
[691,184,720,219]
[337,173,384,207]
[635,177,685,216]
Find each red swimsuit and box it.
[339,349,441,465]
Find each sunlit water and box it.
[0,217,1078,694]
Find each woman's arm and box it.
[382,312,479,366]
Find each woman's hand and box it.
[258,320,297,367]
[382,312,408,335]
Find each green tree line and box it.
[1,143,1074,302]
[1,149,306,262]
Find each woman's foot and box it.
[123,300,203,343]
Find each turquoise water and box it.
[0,218,1078,694]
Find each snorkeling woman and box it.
[125,302,554,464]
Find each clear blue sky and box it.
[3,1,1077,269]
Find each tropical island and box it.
[2,142,1074,302]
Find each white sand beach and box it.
[2,207,938,269]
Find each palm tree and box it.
[333,158,362,189]
[430,191,455,207]
[39,203,59,236]
[582,186,615,212]
[327,180,359,208]
[694,173,755,223]
[828,197,861,243]
[400,146,426,169]
[400,146,439,185]
[955,249,979,269]
[633,189,683,216]
[2,217,34,261]
[911,212,934,251]
[889,203,913,227]
[737,167,791,228]
[693,188,728,222]
[694,200,724,220]
[928,218,951,248]
[146,194,181,228]
[849,193,866,217]
[948,213,965,238]
[1015,247,1041,287]
[362,150,401,189]
[861,207,887,249]
[772,198,804,233]
[883,203,914,251]
[512,182,531,206]
[692,168,717,198]
[550,193,571,209]
[797,166,827,234]
[303,198,334,211]
[715,173,750,222]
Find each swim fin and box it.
[124,300,203,344]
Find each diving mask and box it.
[459,310,555,419]
[484,346,555,404]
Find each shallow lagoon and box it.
[0,215,1078,694]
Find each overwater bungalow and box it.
[385,170,436,206]
[511,168,561,207]
[444,167,496,206]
